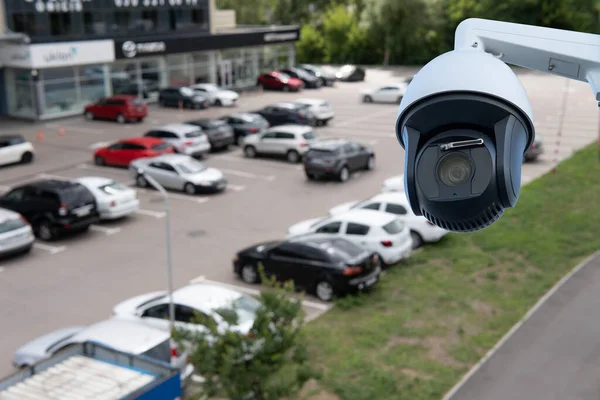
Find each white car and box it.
[243,124,319,163]
[74,176,139,220]
[360,83,408,104]
[0,134,35,166]
[293,98,335,126]
[112,282,261,337]
[381,174,404,193]
[190,83,239,106]
[0,207,35,257]
[144,123,211,157]
[286,209,413,266]
[328,192,449,248]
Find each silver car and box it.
[12,316,194,387]
[242,124,319,163]
[144,123,211,157]
[0,207,35,258]
[130,153,227,194]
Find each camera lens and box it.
[437,152,472,187]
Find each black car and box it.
[279,68,321,89]
[219,113,270,146]
[304,139,375,182]
[185,119,235,150]
[0,180,100,241]
[336,65,366,82]
[158,87,209,109]
[254,103,316,127]
[233,235,382,301]
[297,64,336,87]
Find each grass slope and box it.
[303,144,600,400]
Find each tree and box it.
[173,270,315,400]
[296,24,327,63]
[322,4,361,63]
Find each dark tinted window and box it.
[142,304,170,319]
[385,204,408,215]
[314,238,366,263]
[361,202,381,211]
[159,131,178,139]
[175,305,198,323]
[8,137,25,145]
[141,339,171,363]
[204,120,226,128]
[151,143,171,151]
[271,243,305,258]
[383,219,405,234]
[122,143,146,151]
[108,143,125,150]
[145,131,161,138]
[2,188,25,201]
[316,221,341,234]
[0,217,27,234]
[302,132,317,140]
[185,131,204,138]
[346,223,370,236]
[307,149,339,158]
[59,186,94,206]
[276,132,295,139]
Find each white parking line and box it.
[219,168,276,181]
[134,209,166,219]
[90,225,121,235]
[33,242,66,254]
[135,188,210,204]
[0,267,4,273]
[227,184,246,192]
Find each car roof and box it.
[27,179,82,191]
[266,124,312,134]
[228,112,261,120]
[309,139,349,150]
[171,283,243,312]
[122,137,164,146]
[155,123,201,134]
[75,176,115,187]
[295,98,326,105]
[67,317,169,354]
[146,153,191,164]
[333,209,398,226]
[367,192,410,204]
[272,102,301,109]
[0,207,21,222]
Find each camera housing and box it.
[395,49,535,232]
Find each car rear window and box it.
[59,185,95,206]
[151,143,171,151]
[98,182,128,195]
[229,295,262,325]
[185,130,204,138]
[0,217,27,234]
[307,148,339,158]
[141,339,171,364]
[302,131,317,140]
[382,219,405,234]
[315,238,365,262]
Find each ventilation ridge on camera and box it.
[422,202,504,233]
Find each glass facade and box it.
[5,69,36,119]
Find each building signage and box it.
[121,41,167,58]
[26,0,91,13]
[0,40,115,68]
[19,0,200,12]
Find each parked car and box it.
[93,137,174,167]
[131,154,227,194]
[84,95,148,123]
[190,83,239,106]
[243,124,318,163]
[112,282,260,336]
[0,179,100,241]
[304,139,375,182]
[293,98,335,126]
[0,207,35,258]
[144,123,210,157]
[219,113,270,146]
[185,119,236,151]
[234,235,382,302]
[360,84,407,104]
[74,177,139,221]
[256,71,304,92]
[158,87,209,109]
[253,102,316,127]
[381,174,404,193]
[297,64,337,86]
[0,134,35,166]
[278,68,321,89]
[524,136,544,162]
[12,316,194,388]
[328,192,449,248]
[336,65,366,82]
[286,209,413,266]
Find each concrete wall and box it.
[208,0,236,34]
[0,0,6,35]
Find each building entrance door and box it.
[219,60,233,88]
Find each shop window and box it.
[191,9,207,29]
[167,54,192,86]
[42,68,78,116]
[5,69,36,119]
[50,13,72,36]
[112,11,131,34]
[83,12,107,35]
[169,9,191,31]
[138,10,158,32]
[11,13,36,36]
[139,60,163,101]
[78,65,107,108]
[111,62,140,97]
[192,53,211,84]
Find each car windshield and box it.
[185,130,204,138]
[180,87,195,97]
[318,239,366,262]
[204,120,226,128]
[60,186,94,205]
[383,219,405,234]
[151,143,171,151]
[177,159,207,174]
[227,295,262,325]
[98,182,128,195]
[0,217,27,234]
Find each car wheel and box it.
[20,151,34,164]
[410,231,423,249]
[315,280,335,302]
[286,150,300,163]
[137,118,144,123]
[363,95,372,103]
[283,85,290,92]
[244,145,257,158]
[215,99,222,106]
[135,174,148,187]
[241,264,259,284]
[36,220,55,241]
[366,156,375,170]
[94,156,105,166]
[84,111,94,120]
[116,114,126,124]
[184,183,196,195]
[338,166,350,182]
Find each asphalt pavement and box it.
[0,67,598,379]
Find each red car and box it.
[257,71,304,92]
[84,95,148,124]
[93,137,174,167]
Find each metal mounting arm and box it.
[455,18,600,101]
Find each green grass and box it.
[302,144,600,400]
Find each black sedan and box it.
[219,113,270,146]
[279,68,322,89]
[335,65,366,82]
[297,64,336,87]
[304,139,375,182]
[253,102,316,127]
[233,236,382,301]
[158,87,209,109]
[185,119,235,150]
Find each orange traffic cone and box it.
[36,129,44,141]
[58,127,65,136]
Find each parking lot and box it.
[0,66,598,378]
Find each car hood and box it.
[217,90,239,99]
[184,168,224,183]
[112,290,168,317]
[329,201,360,216]
[13,326,86,367]
[287,217,324,237]
[382,175,405,192]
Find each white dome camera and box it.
[395,49,535,232]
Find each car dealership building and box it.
[0,0,300,120]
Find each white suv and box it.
[144,123,210,157]
[294,98,335,126]
[243,124,319,163]
[0,135,35,166]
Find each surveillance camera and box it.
[395,49,535,233]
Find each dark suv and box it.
[253,103,316,127]
[158,87,209,109]
[0,180,100,241]
[303,139,375,182]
